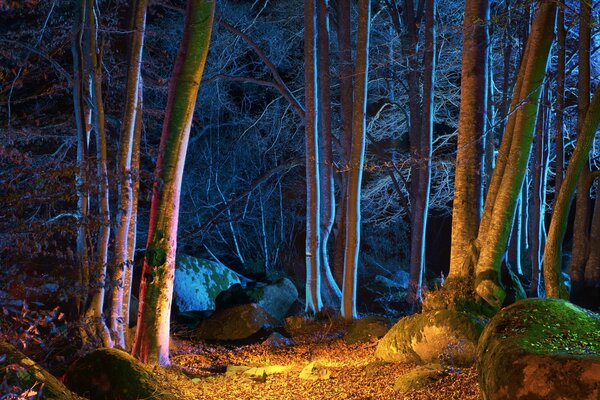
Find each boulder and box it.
[394,363,445,392]
[478,298,600,400]
[343,316,391,344]
[64,348,173,400]
[215,278,298,321]
[375,309,485,366]
[0,342,82,400]
[174,254,240,312]
[194,303,280,341]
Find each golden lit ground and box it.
[164,324,481,400]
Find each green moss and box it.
[423,277,496,318]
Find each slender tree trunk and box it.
[84,0,112,347]
[304,0,322,315]
[554,0,565,196]
[569,1,591,299]
[72,0,90,317]
[584,185,600,302]
[342,0,370,320]
[333,0,353,291]
[317,0,341,306]
[111,0,148,349]
[474,2,556,309]
[544,83,600,299]
[449,0,488,279]
[132,0,215,365]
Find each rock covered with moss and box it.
[0,342,82,400]
[174,254,241,312]
[64,348,174,400]
[478,298,600,400]
[375,309,485,366]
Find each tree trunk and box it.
[474,2,556,310]
[111,0,148,349]
[341,0,370,320]
[317,0,341,306]
[132,0,215,365]
[304,0,322,315]
[554,0,565,195]
[544,82,600,299]
[569,1,591,299]
[84,0,112,347]
[449,0,488,279]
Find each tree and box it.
[449,0,489,279]
[132,0,215,365]
[111,0,149,349]
[341,0,371,319]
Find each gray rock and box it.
[194,303,279,341]
[174,254,241,312]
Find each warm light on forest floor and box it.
[163,323,481,400]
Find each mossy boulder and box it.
[194,303,280,341]
[174,254,240,312]
[478,298,600,400]
[215,278,298,321]
[393,363,445,392]
[0,342,82,400]
[343,316,391,344]
[64,348,172,400]
[375,309,486,366]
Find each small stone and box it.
[299,361,331,381]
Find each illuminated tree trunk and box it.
[584,188,600,301]
[474,2,555,309]
[316,0,341,306]
[71,0,90,317]
[554,0,565,195]
[544,83,600,299]
[304,0,322,315]
[111,0,148,349]
[449,0,488,279]
[132,0,215,365]
[569,1,591,300]
[84,0,112,347]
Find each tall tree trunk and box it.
[132,0,215,365]
[71,0,90,317]
[569,1,591,299]
[341,0,370,320]
[544,83,600,299]
[449,0,489,279]
[317,0,341,306]
[474,2,556,310]
[111,0,149,349]
[554,0,565,196]
[84,0,112,347]
[304,0,322,315]
[584,185,600,304]
[333,0,353,290]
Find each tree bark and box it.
[341,0,370,320]
[111,0,148,349]
[132,0,215,365]
[474,2,556,309]
[449,0,489,279]
[554,0,565,195]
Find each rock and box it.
[262,332,293,346]
[215,278,298,321]
[344,316,391,344]
[194,303,280,341]
[243,367,267,382]
[0,342,82,400]
[478,298,600,400]
[64,348,173,400]
[394,363,445,392]
[298,361,331,380]
[174,254,241,312]
[375,309,485,366]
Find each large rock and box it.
[0,342,82,400]
[194,303,280,341]
[344,316,391,344]
[215,278,298,321]
[478,298,600,400]
[64,348,173,400]
[174,254,240,312]
[375,309,485,366]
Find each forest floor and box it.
[163,321,481,400]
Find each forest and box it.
[0,0,599,399]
